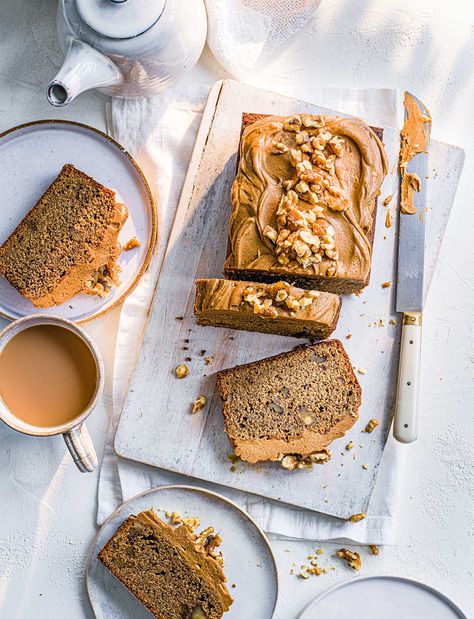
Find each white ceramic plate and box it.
[86,485,278,619]
[0,120,156,323]
[299,575,468,619]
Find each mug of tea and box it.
[0,315,104,472]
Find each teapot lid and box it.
[76,0,166,39]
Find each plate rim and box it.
[0,118,158,324]
[85,483,279,618]
[299,574,468,619]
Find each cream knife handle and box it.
[393,312,422,443]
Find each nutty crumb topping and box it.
[241,281,320,317]
[264,115,347,276]
[337,548,362,570]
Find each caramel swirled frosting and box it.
[224,114,388,293]
[195,278,340,339]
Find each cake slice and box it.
[217,340,361,464]
[0,163,128,307]
[194,278,340,339]
[224,113,387,294]
[98,510,233,619]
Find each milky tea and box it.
[0,324,97,428]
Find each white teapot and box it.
[47,0,207,106]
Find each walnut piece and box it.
[175,364,189,379]
[280,448,331,470]
[364,418,379,433]
[350,513,366,523]
[192,395,207,413]
[123,237,141,250]
[337,548,362,570]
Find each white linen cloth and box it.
[97,83,405,545]
[204,0,321,79]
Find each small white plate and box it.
[0,120,157,323]
[86,485,278,619]
[299,575,468,619]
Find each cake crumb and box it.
[383,194,393,206]
[346,332,352,339]
[369,544,380,555]
[123,237,141,250]
[389,318,397,325]
[204,355,214,366]
[346,441,354,450]
[357,367,367,375]
[362,464,369,470]
[316,548,324,555]
[175,364,189,379]
[364,418,379,433]
[350,513,366,523]
[381,280,391,288]
[385,209,394,228]
[192,395,207,413]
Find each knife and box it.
[393,92,431,443]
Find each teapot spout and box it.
[47,37,123,106]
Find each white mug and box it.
[0,315,104,473]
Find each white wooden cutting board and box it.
[115,80,464,519]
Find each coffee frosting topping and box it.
[225,114,387,282]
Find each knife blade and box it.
[393,91,431,444]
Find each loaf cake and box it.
[224,113,387,294]
[217,340,361,464]
[0,164,128,307]
[195,278,340,339]
[98,509,233,619]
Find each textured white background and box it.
[0,1,473,617]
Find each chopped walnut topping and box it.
[181,517,201,532]
[175,364,189,379]
[350,513,366,523]
[381,280,392,288]
[123,237,141,250]
[369,544,380,555]
[271,141,289,154]
[280,449,331,470]
[337,548,362,570]
[192,395,207,413]
[364,418,379,433]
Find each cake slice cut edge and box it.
[217,340,361,464]
[0,163,128,308]
[194,278,341,340]
[98,509,233,619]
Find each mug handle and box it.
[63,423,98,473]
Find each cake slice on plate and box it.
[224,113,387,294]
[194,278,341,339]
[0,163,128,307]
[217,340,361,464]
[98,509,233,619]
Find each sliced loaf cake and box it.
[194,278,341,339]
[0,163,127,307]
[217,340,361,464]
[98,510,233,619]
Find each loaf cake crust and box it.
[195,278,340,339]
[98,510,233,619]
[224,113,387,294]
[217,340,361,463]
[0,164,128,307]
